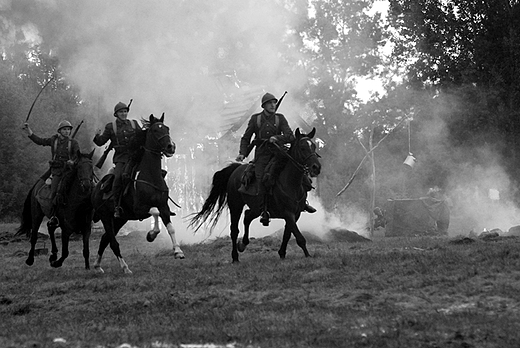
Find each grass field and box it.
[1,222,520,348]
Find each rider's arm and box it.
[238,115,256,157]
[93,123,113,146]
[277,114,295,143]
[28,133,53,147]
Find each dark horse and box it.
[91,114,185,274]
[17,151,95,269]
[189,128,321,262]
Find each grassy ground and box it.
[1,223,520,348]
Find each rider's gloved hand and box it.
[236,154,245,162]
[269,136,278,144]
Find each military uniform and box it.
[237,93,316,224]
[93,102,142,217]
[29,130,79,199]
[26,120,80,227]
[239,110,294,194]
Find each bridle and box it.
[272,137,320,174]
[144,122,174,157]
[76,157,94,193]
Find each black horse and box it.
[17,151,95,269]
[189,128,321,262]
[91,114,185,274]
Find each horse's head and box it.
[146,113,176,157]
[292,127,321,177]
[76,150,95,193]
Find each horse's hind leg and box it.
[109,219,131,274]
[94,232,109,273]
[48,224,59,264]
[26,215,44,266]
[237,209,257,253]
[230,205,244,263]
[82,223,92,270]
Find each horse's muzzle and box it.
[164,143,176,157]
[309,163,321,177]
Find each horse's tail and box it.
[15,184,36,237]
[188,162,241,232]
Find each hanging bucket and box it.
[403,153,416,168]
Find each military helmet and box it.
[113,102,129,116]
[261,93,277,107]
[57,120,73,132]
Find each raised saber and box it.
[25,77,55,123]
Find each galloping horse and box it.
[91,114,185,274]
[17,151,95,269]
[189,128,321,263]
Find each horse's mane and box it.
[127,116,161,162]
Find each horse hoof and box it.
[49,254,57,263]
[174,252,185,259]
[237,241,247,252]
[25,258,34,266]
[124,268,133,274]
[146,230,159,242]
[50,261,62,268]
[94,266,105,274]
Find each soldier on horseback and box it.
[93,101,142,218]
[23,120,80,228]
[236,92,316,226]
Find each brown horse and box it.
[189,128,321,263]
[17,151,95,269]
[91,114,184,274]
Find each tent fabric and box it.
[385,198,450,237]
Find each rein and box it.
[272,139,318,173]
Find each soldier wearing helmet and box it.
[93,101,142,218]
[236,92,315,225]
[22,120,80,228]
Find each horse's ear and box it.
[308,127,316,139]
[295,128,301,137]
[88,149,95,160]
[160,113,164,123]
[149,114,154,123]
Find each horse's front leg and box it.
[164,221,185,259]
[278,214,310,259]
[146,207,161,242]
[51,230,70,268]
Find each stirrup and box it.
[47,216,60,228]
[114,206,123,218]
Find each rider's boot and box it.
[47,205,60,228]
[114,192,123,218]
[260,194,270,226]
[260,210,270,226]
[304,201,317,213]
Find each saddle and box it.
[35,180,53,217]
[99,174,115,200]
[238,162,259,196]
